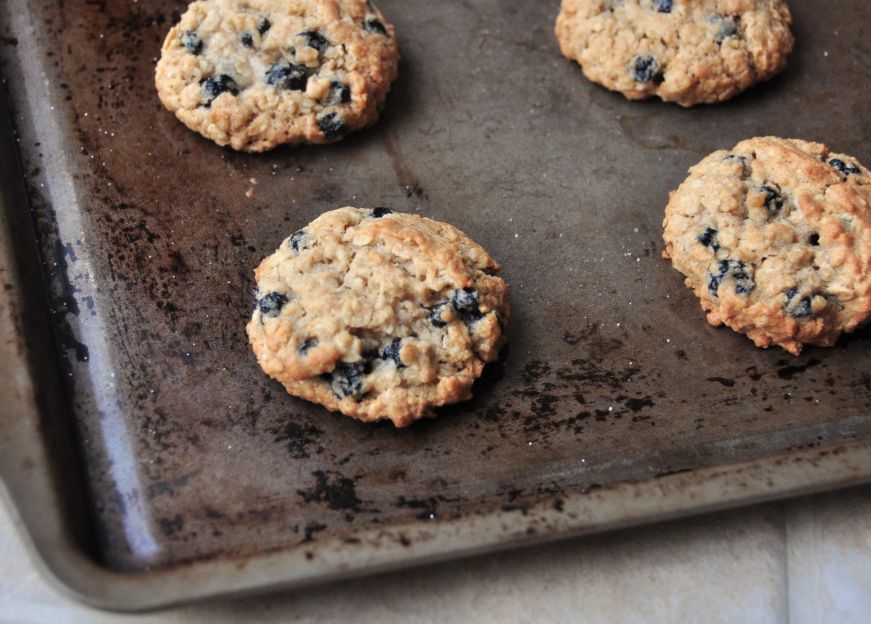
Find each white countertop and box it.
[1,486,869,623]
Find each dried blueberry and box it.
[429,301,451,328]
[299,30,329,52]
[697,227,719,251]
[713,15,739,44]
[733,270,754,295]
[809,233,820,246]
[201,74,239,107]
[363,18,388,36]
[708,260,754,297]
[325,362,366,399]
[317,113,347,140]
[760,184,784,214]
[792,298,813,317]
[258,17,271,34]
[258,292,288,317]
[181,30,203,54]
[371,207,393,218]
[381,338,405,368]
[452,288,484,322]
[289,229,307,253]
[327,80,352,105]
[633,55,664,84]
[241,32,254,47]
[829,158,861,177]
[299,338,318,355]
[266,60,311,91]
[708,272,725,296]
[784,288,824,318]
[653,0,673,12]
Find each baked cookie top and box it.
[663,137,871,355]
[155,0,399,152]
[247,207,510,427]
[555,0,794,107]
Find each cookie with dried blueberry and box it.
[663,137,871,355]
[246,207,510,427]
[155,0,399,151]
[555,0,794,107]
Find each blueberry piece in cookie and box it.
[258,292,288,318]
[181,31,203,54]
[299,338,318,355]
[266,60,311,91]
[327,81,352,105]
[371,207,393,218]
[555,0,794,106]
[155,0,399,151]
[317,113,347,140]
[452,288,484,322]
[325,362,368,399]
[712,15,739,45]
[760,184,784,215]
[201,74,239,107]
[633,55,663,84]
[289,229,308,253]
[247,207,510,426]
[429,301,451,328]
[707,260,754,297]
[298,30,329,52]
[363,18,388,36]
[664,137,871,355]
[829,158,862,177]
[784,288,815,319]
[381,338,405,368]
[697,227,719,251]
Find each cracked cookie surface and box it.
[663,137,871,355]
[247,207,510,427]
[155,0,399,151]
[555,0,794,106]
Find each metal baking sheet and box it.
[1,0,870,611]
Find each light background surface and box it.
[1,486,869,624]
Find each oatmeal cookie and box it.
[663,137,871,355]
[155,0,399,151]
[555,0,794,106]
[247,207,510,426]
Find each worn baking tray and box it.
[1,0,871,611]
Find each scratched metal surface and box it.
[1,0,871,581]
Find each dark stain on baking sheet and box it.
[1,0,870,575]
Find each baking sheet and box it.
[1,0,870,610]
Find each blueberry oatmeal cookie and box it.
[247,207,510,427]
[155,0,399,151]
[663,137,871,355]
[555,0,794,107]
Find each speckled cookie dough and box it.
[247,207,511,427]
[155,0,399,151]
[555,0,794,107]
[663,137,871,355]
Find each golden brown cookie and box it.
[247,207,510,427]
[663,137,871,355]
[555,0,794,107]
[155,0,399,151]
